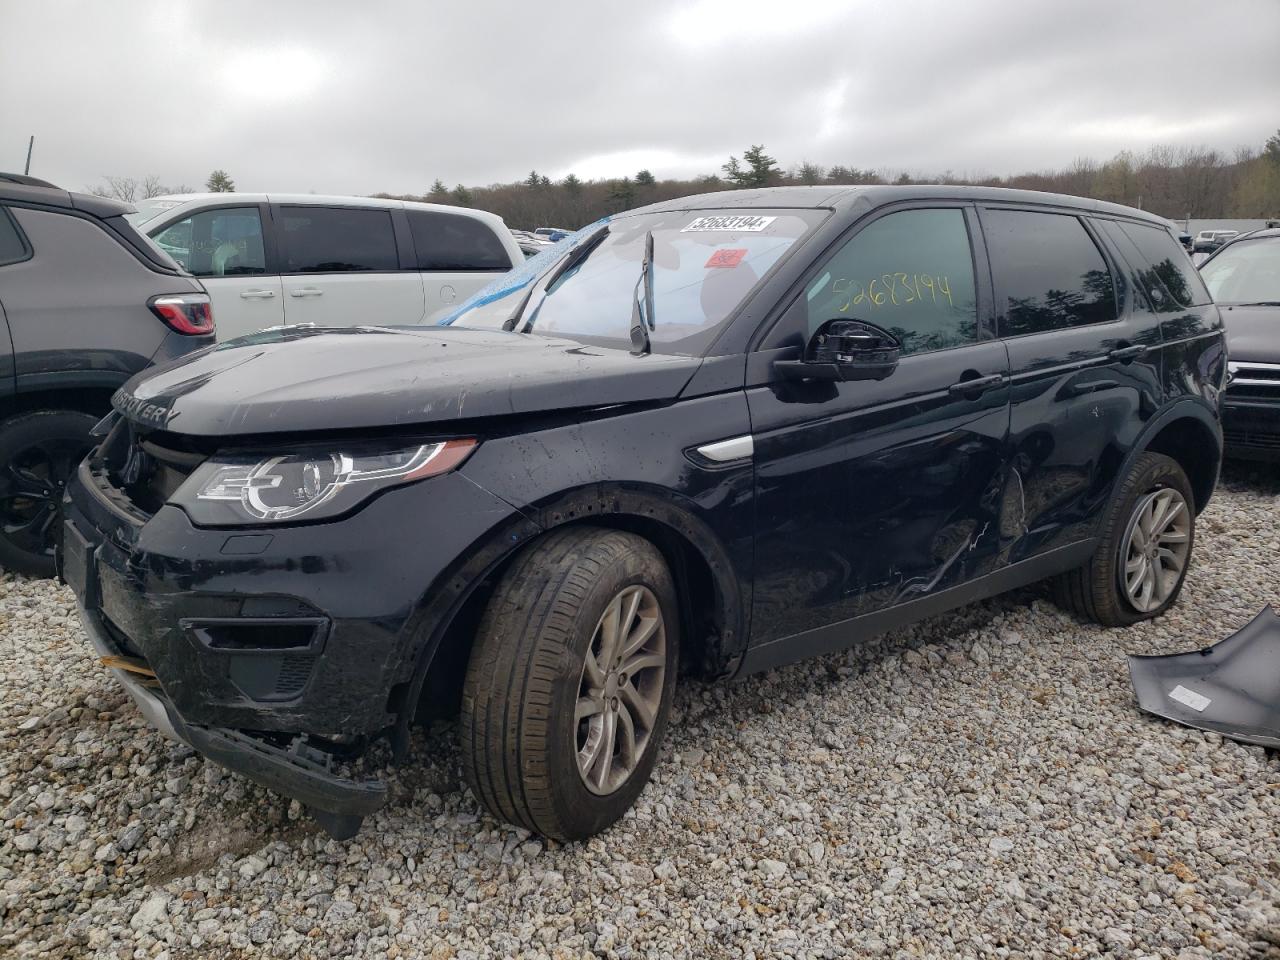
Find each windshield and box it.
[441,208,826,355]
[124,198,185,226]
[1200,238,1280,304]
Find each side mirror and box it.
[775,319,901,383]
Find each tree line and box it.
[382,132,1280,230]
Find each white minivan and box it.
[125,194,522,340]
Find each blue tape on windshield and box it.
[437,217,611,326]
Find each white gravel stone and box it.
[1,466,1279,958]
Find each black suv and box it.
[1199,227,1280,460]
[0,177,215,575]
[61,186,1225,840]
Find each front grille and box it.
[1227,362,1280,401]
[93,419,209,518]
[1224,429,1280,450]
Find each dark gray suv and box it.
[0,176,215,575]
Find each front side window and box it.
[1200,237,1280,304]
[985,210,1116,336]
[445,209,823,356]
[407,210,512,271]
[804,208,978,355]
[279,207,398,273]
[151,207,266,277]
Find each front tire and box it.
[0,410,100,578]
[460,526,678,840]
[1054,452,1196,627]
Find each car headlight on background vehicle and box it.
[173,439,477,525]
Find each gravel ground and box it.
[2,464,1279,960]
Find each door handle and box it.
[239,289,276,300]
[1109,344,1147,363]
[948,372,1005,397]
[289,287,324,298]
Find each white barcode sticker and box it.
[682,215,777,233]
[1168,685,1211,712]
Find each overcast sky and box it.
[4,0,1279,196]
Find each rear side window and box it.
[0,206,31,266]
[151,207,266,277]
[804,208,979,355]
[407,210,512,271]
[1111,221,1211,309]
[984,210,1117,336]
[279,207,398,273]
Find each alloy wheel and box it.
[576,584,667,795]
[0,438,89,560]
[1120,486,1191,613]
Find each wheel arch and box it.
[392,484,746,749]
[1125,400,1223,515]
[0,386,117,422]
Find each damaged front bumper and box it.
[77,598,387,837]
[1127,606,1280,749]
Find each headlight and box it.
[174,439,476,525]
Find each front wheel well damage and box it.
[409,513,736,727]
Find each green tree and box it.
[451,184,473,205]
[1265,129,1280,167]
[608,177,636,210]
[796,161,823,185]
[205,169,235,192]
[525,170,542,188]
[635,169,656,186]
[722,144,778,188]
[428,178,448,198]
[562,173,582,194]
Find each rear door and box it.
[978,205,1163,562]
[148,203,283,341]
[404,208,516,322]
[274,204,425,327]
[746,204,1012,661]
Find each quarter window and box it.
[1111,220,1210,309]
[151,207,266,278]
[279,207,398,273]
[985,210,1117,336]
[407,210,512,271]
[803,208,979,355]
[0,206,31,266]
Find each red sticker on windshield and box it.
[705,248,747,268]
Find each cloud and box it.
[3,0,1278,196]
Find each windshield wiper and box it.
[629,230,655,355]
[505,224,611,333]
[1235,301,1280,307]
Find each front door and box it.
[746,205,1011,661]
[148,205,284,341]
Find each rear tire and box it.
[0,410,100,578]
[460,526,679,840]
[1053,452,1196,627]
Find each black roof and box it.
[628,184,1168,226]
[0,178,133,218]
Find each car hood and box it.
[1222,305,1280,364]
[114,326,703,437]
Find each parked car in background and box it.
[510,230,556,259]
[1193,229,1239,253]
[64,186,1224,842]
[533,226,573,241]
[1200,227,1280,460]
[126,195,522,340]
[0,177,214,575]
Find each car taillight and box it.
[149,293,214,336]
